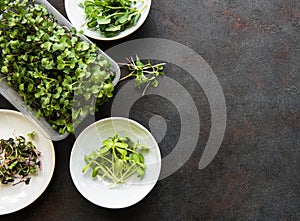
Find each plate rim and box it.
[0,109,55,215]
[69,116,161,209]
[64,0,152,41]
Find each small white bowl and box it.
[69,117,161,208]
[0,110,55,215]
[65,0,151,41]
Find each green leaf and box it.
[57,63,65,70]
[27,83,34,92]
[92,166,99,177]
[116,147,127,156]
[41,41,52,51]
[136,166,145,178]
[105,25,121,32]
[102,139,113,147]
[79,108,89,117]
[97,16,111,25]
[19,83,25,91]
[1,66,8,73]
[97,146,110,155]
[132,13,141,26]
[139,154,145,164]
[27,131,36,140]
[132,153,140,163]
[9,40,19,49]
[35,109,42,118]
[7,18,16,27]
[117,11,129,24]
[53,87,62,99]
[52,43,60,51]
[151,79,159,87]
[67,124,73,133]
[81,163,91,173]
[81,41,90,51]
[53,104,60,110]
[114,142,128,149]
[41,58,49,66]
[8,160,18,170]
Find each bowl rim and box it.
[69,116,162,208]
[64,0,152,41]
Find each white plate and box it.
[70,117,161,208]
[65,0,151,40]
[0,110,55,215]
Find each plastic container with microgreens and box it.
[0,0,120,141]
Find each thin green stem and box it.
[142,81,151,96]
[119,71,134,81]
[119,163,136,181]
[90,160,116,181]
[105,12,125,19]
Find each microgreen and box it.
[119,56,166,95]
[82,134,149,185]
[80,0,146,37]
[0,0,15,13]
[0,133,41,186]
[0,0,116,134]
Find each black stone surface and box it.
[1,0,299,220]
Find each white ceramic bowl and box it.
[69,117,161,208]
[0,110,55,215]
[65,0,152,40]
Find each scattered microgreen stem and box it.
[82,134,149,185]
[0,132,41,186]
[80,0,146,37]
[119,56,166,95]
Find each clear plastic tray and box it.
[0,0,120,141]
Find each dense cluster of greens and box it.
[0,0,15,13]
[82,134,148,185]
[0,132,41,185]
[80,0,146,37]
[0,0,115,134]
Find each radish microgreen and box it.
[0,133,41,186]
[119,56,166,95]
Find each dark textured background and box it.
[1,0,299,220]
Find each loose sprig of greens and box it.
[0,0,115,134]
[0,132,41,186]
[80,0,146,37]
[119,56,166,95]
[82,134,149,185]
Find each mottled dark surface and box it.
[1,0,299,220]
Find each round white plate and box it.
[0,110,55,215]
[70,117,161,208]
[65,0,151,40]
